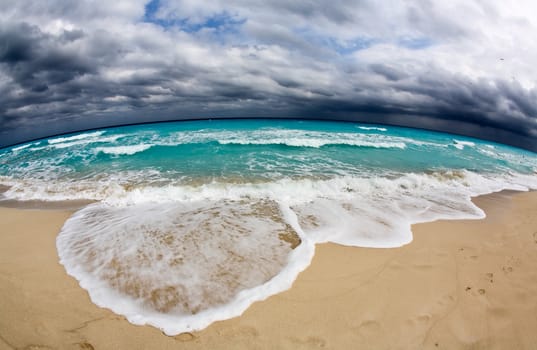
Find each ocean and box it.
[1,119,536,335]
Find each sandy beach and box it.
[1,191,536,350]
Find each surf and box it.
[1,119,536,335]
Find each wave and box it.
[358,126,387,132]
[164,128,412,149]
[95,144,153,156]
[48,131,105,144]
[11,144,33,152]
[7,127,438,158]
[217,138,406,149]
[49,135,125,150]
[57,199,314,334]
[48,169,537,334]
[3,170,536,207]
[453,139,476,150]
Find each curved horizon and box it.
[2,115,536,153]
[1,1,536,152]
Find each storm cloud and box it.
[0,0,536,150]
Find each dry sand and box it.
[1,191,536,350]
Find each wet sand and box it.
[1,191,536,349]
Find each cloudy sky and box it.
[0,0,536,150]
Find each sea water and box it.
[1,119,536,334]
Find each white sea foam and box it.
[57,199,314,334]
[11,144,33,152]
[217,137,406,149]
[164,129,411,149]
[3,171,536,208]
[49,135,125,150]
[46,169,537,334]
[453,139,476,150]
[478,147,497,157]
[48,131,105,144]
[358,126,388,132]
[95,144,153,156]
[37,127,432,152]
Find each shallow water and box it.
[1,119,536,334]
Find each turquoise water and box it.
[1,119,536,334]
[1,119,535,188]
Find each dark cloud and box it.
[0,1,536,152]
[0,22,95,114]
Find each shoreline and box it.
[1,190,536,349]
[0,198,95,211]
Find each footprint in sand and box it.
[507,256,521,266]
[76,342,95,350]
[464,286,486,295]
[485,272,494,283]
[463,254,479,260]
[502,266,513,274]
[290,336,327,348]
[216,326,259,338]
[303,336,327,348]
[21,345,53,350]
[354,319,382,339]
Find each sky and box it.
[0,0,536,151]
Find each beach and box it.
[1,190,536,349]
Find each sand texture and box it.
[1,191,536,349]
